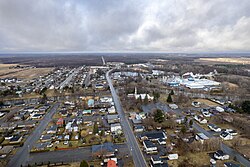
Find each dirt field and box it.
[0,63,23,76]
[194,98,220,107]
[0,63,53,80]
[197,57,250,64]
[2,67,53,80]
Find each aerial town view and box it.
[0,1,250,167]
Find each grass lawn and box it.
[168,152,210,166]
[52,112,62,119]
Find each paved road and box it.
[106,70,148,167]
[7,103,59,167]
[27,144,128,165]
[29,147,92,165]
[84,70,91,88]
[59,67,80,89]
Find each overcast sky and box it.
[0,0,250,52]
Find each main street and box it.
[7,103,59,167]
[106,70,148,167]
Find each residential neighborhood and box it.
[0,55,249,167]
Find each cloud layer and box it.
[0,0,250,52]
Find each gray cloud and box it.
[0,0,250,52]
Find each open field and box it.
[194,98,220,107]
[2,67,53,80]
[0,63,23,76]
[197,57,250,64]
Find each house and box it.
[140,131,167,141]
[175,117,185,124]
[220,131,233,140]
[59,110,68,117]
[194,115,208,124]
[151,155,163,165]
[56,118,64,127]
[5,135,13,140]
[0,112,5,117]
[134,125,144,132]
[152,70,164,76]
[64,135,70,140]
[192,101,201,107]
[71,121,79,132]
[202,109,211,117]
[108,106,116,114]
[40,134,53,142]
[107,114,120,124]
[95,84,104,89]
[143,140,157,154]
[100,97,113,103]
[214,150,229,160]
[17,122,35,128]
[9,135,23,144]
[47,125,57,134]
[107,160,117,167]
[83,109,92,115]
[225,129,237,136]
[31,113,43,119]
[88,99,95,108]
[92,142,116,158]
[158,138,166,145]
[216,106,224,112]
[110,123,122,133]
[208,124,221,132]
[33,142,48,151]
[195,133,209,143]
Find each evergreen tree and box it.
[242,101,250,113]
[189,119,193,127]
[154,109,164,123]
[144,95,149,104]
[167,93,173,103]
[80,160,89,167]
[93,122,98,134]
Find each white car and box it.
[47,143,53,148]
[63,141,69,145]
[210,159,216,165]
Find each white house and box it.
[143,140,157,154]
[194,115,208,124]
[208,124,221,132]
[150,156,163,165]
[195,133,209,143]
[110,123,122,133]
[225,129,238,136]
[108,106,116,114]
[220,131,233,140]
[214,150,229,160]
[216,106,225,112]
